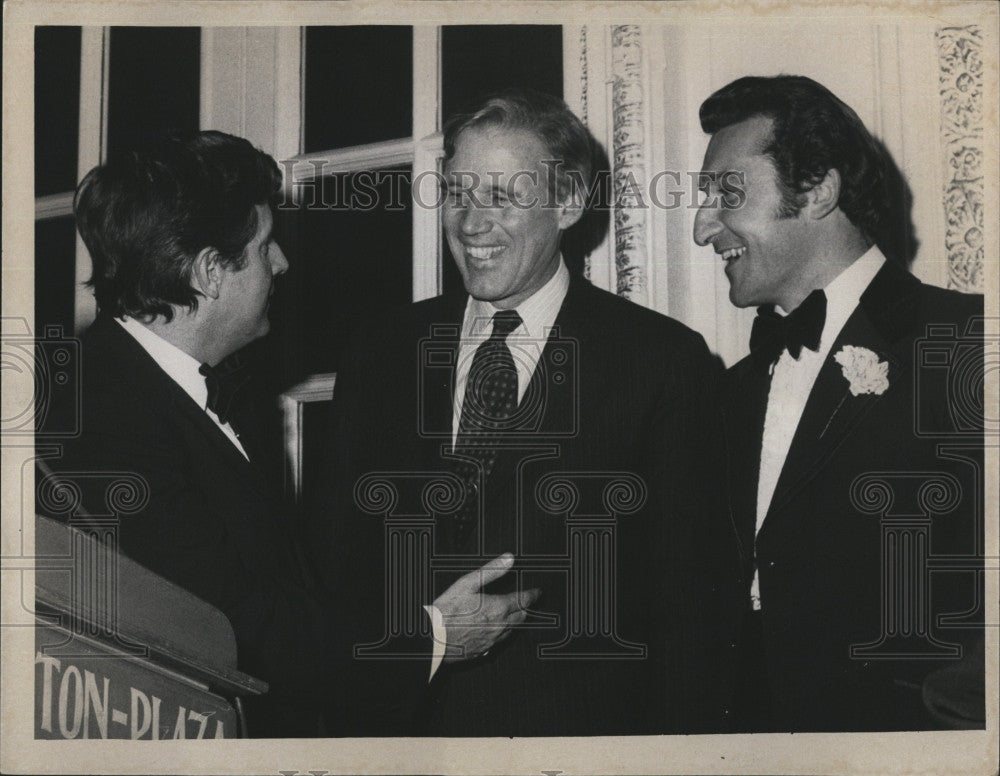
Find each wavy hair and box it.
[74,130,281,320]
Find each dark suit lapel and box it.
[426,334,461,450]
[765,262,920,518]
[226,398,272,479]
[421,297,464,455]
[724,357,771,568]
[520,276,585,437]
[95,316,268,497]
[163,372,270,496]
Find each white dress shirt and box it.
[115,316,249,460]
[751,246,886,610]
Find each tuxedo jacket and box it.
[315,274,729,735]
[40,315,429,736]
[721,262,985,732]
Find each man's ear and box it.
[190,247,223,300]
[556,186,586,231]
[805,168,841,220]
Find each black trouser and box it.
[734,609,776,733]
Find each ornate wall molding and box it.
[578,26,589,127]
[936,25,984,293]
[576,26,593,283]
[610,25,648,301]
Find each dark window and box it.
[304,26,413,152]
[268,166,413,383]
[107,27,200,158]
[440,25,564,294]
[35,216,78,338]
[35,26,82,197]
[441,26,562,119]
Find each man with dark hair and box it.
[694,75,984,732]
[46,131,475,737]
[321,89,726,735]
[698,74,891,249]
[75,131,286,324]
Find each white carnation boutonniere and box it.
[834,345,890,396]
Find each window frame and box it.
[278,26,443,305]
[34,26,106,336]
[47,25,572,334]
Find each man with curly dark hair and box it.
[695,75,984,732]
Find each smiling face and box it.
[442,125,580,310]
[215,203,288,352]
[693,115,812,310]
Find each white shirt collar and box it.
[817,244,886,351]
[463,256,570,339]
[115,316,210,411]
[772,244,885,353]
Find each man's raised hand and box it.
[433,553,539,664]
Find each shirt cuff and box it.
[423,604,447,681]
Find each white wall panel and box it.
[200,27,301,161]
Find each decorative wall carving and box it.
[936,25,984,293]
[578,26,589,126]
[610,25,648,301]
[578,26,592,283]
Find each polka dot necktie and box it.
[452,310,523,545]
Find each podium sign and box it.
[31,513,266,739]
[35,625,239,739]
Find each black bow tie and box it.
[199,355,252,426]
[749,289,827,366]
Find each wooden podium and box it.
[34,515,267,739]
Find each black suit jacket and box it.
[316,274,729,735]
[40,315,429,736]
[721,262,985,731]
